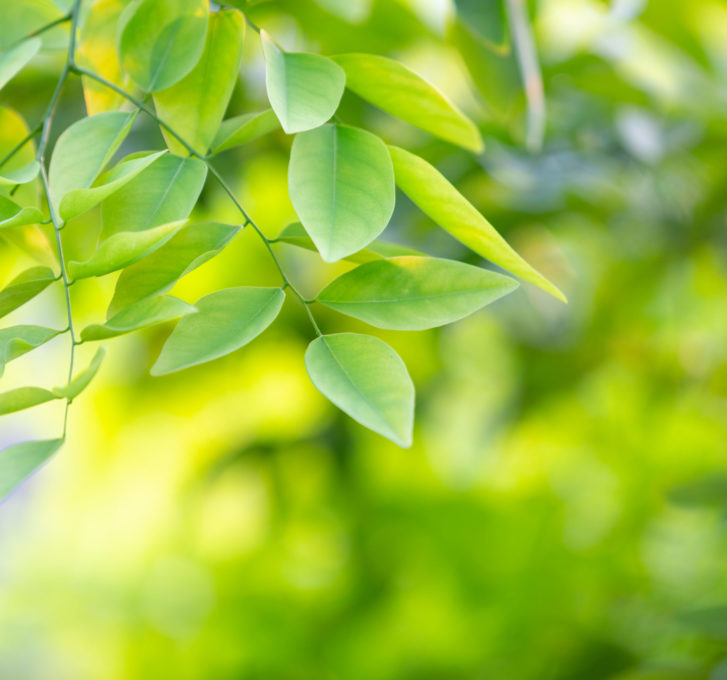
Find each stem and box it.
[7,12,72,49]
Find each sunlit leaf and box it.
[305,333,414,447]
[0,325,62,377]
[53,347,105,399]
[0,266,56,319]
[68,221,183,280]
[0,386,59,415]
[0,37,40,91]
[101,154,207,238]
[108,221,239,315]
[289,124,395,262]
[211,109,280,154]
[0,196,44,228]
[317,256,518,330]
[151,287,285,375]
[48,111,136,212]
[117,0,209,92]
[261,30,345,134]
[332,53,483,152]
[388,145,566,302]
[81,295,195,342]
[0,438,64,501]
[59,150,166,221]
[0,160,40,186]
[154,9,243,155]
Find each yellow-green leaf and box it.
[0,196,44,228]
[211,109,280,154]
[0,266,56,319]
[0,386,59,415]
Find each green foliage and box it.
[0,325,61,377]
[0,37,41,90]
[0,439,63,500]
[0,267,56,319]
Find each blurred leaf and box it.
[388,145,565,302]
[313,0,372,24]
[0,386,59,415]
[317,256,518,330]
[680,606,727,638]
[0,37,40,91]
[0,196,44,228]
[53,347,106,399]
[668,476,727,508]
[211,109,280,154]
[304,332,414,447]
[453,0,508,50]
[48,111,136,212]
[59,150,166,221]
[101,154,207,237]
[261,30,345,134]
[151,287,285,375]
[81,295,194,342]
[154,9,243,155]
[0,266,56,319]
[0,325,62,377]
[289,124,395,262]
[0,1,61,50]
[0,438,64,501]
[117,0,209,92]
[332,53,483,152]
[68,221,183,280]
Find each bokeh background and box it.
[3,0,727,677]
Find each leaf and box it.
[261,30,345,134]
[0,196,44,228]
[453,0,509,50]
[305,333,414,447]
[317,256,518,330]
[0,438,64,501]
[58,150,166,222]
[48,111,136,212]
[0,325,62,377]
[81,295,195,342]
[108,221,239,315]
[117,0,209,92]
[0,386,59,415]
[101,154,207,238]
[332,53,483,152]
[388,145,566,302]
[211,109,280,154]
[668,476,727,508]
[68,221,183,280]
[0,160,40,186]
[273,222,422,264]
[289,124,395,262]
[0,266,56,319]
[154,9,244,155]
[77,0,135,115]
[0,37,41,91]
[151,287,285,375]
[53,347,106,399]
[0,2,60,51]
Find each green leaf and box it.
[48,111,136,212]
[0,160,40,186]
[0,386,59,415]
[0,438,64,500]
[317,256,518,330]
[53,347,106,399]
[108,221,239,315]
[332,53,483,152]
[273,222,422,264]
[289,124,395,262]
[0,196,44,228]
[81,296,195,342]
[101,154,207,238]
[304,333,414,447]
[117,0,209,92]
[59,150,166,222]
[211,109,280,154]
[388,145,566,302]
[154,9,244,155]
[453,0,509,51]
[0,266,56,319]
[68,221,183,280]
[151,287,285,375]
[0,37,41,91]
[0,325,62,377]
[261,30,345,134]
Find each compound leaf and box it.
[0,438,64,501]
[305,333,414,447]
[289,124,395,262]
[151,287,285,375]
[0,267,56,319]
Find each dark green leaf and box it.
[0,438,64,500]
[0,267,56,319]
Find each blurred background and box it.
[3,0,727,677]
